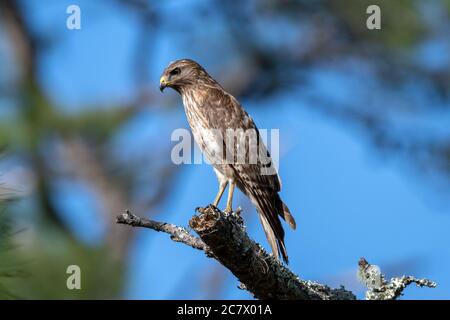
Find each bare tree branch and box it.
[116,206,354,299]
[116,210,208,252]
[116,206,436,300]
[357,258,437,300]
[188,206,356,300]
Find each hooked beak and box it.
[159,76,168,92]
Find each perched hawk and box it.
[160,59,296,263]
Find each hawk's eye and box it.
[170,67,181,76]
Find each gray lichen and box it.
[116,208,436,300]
[357,257,436,300]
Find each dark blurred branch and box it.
[59,137,132,259]
[0,0,38,79]
[0,0,68,229]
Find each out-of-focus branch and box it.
[58,137,132,259]
[0,0,38,79]
[58,136,179,260]
[357,258,437,300]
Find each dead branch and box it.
[116,210,208,252]
[116,206,435,300]
[357,258,437,300]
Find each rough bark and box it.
[116,205,435,300]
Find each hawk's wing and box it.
[204,88,296,263]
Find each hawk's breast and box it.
[182,90,225,167]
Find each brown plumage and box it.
[160,59,296,263]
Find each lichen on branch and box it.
[116,207,435,300]
[357,257,436,300]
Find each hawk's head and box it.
[159,59,213,93]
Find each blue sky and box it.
[123,98,450,299]
[13,0,450,299]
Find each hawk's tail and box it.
[253,193,296,264]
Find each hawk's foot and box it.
[196,205,221,214]
[224,205,232,214]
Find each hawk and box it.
[160,59,296,263]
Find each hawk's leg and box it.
[212,180,228,207]
[224,181,236,213]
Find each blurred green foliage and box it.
[0,210,20,299]
[0,208,124,299]
[331,0,427,48]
